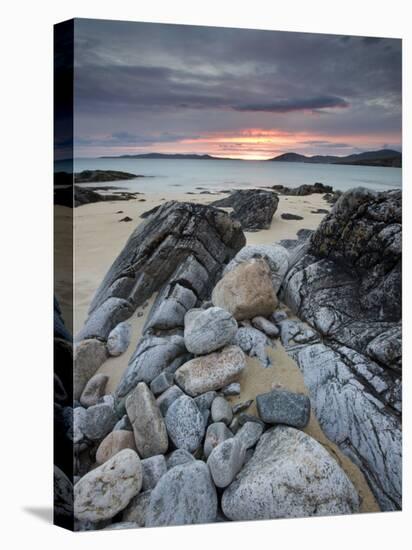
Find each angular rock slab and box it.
[256,389,310,428]
[212,259,278,321]
[211,189,279,231]
[184,307,238,355]
[126,383,168,458]
[146,461,217,527]
[175,345,246,397]
[89,201,246,316]
[165,396,205,452]
[74,449,142,522]
[222,426,360,521]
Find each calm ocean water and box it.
[56,158,402,194]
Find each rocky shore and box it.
[55,185,402,529]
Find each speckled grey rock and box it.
[122,490,151,527]
[80,373,109,408]
[146,461,217,526]
[184,307,238,355]
[165,395,205,452]
[107,321,131,356]
[194,391,218,412]
[81,403,118,441]
[150,371,174,396]
[74,339,108,400]
[211,396,233,425]
[221,383,241,396]
[74,449,143,521]
[204,422,234,458]
[144,283,197,332]
[126,382,168,458]
[222,426,360,520]
[156,385,184,416]
[232,326,271,367]
[166,449,196,470]
[224,244,289,294]
[116,334,186,398]
[141,455,167,490]
[207,437,246,488]
[77,297,134,342]
[256,389,310,428]
[235,421,263,449]
[175,345,246,396]
[252,316,280,337]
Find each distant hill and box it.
[268,149,401,167]
[100,153,238,160]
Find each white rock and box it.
[74,449,142,521]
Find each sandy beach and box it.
[72,191,379,513]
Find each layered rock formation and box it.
[279,188,402,510]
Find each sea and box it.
[56,158,402,194]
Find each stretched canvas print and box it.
[54,18,402,531]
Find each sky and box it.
[70,19,402,160]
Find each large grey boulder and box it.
[256,389,311,428]
[146,461,217,526]
[222,426,360,520]
[184,307,238,355]
[207,438,246,488]
[175,345,246,396]
[125,383,168,458]
[116,333,187,398]
[212,260,278,321]
[165,396,205,452]
[224,244,289,293]
[74,339,108,400]
[74,449,142,521]
[211,189,279,231]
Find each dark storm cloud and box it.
[234,96,349,113]
[73,19,401,156]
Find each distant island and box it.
[100,153,239,161]
[268,149,401,168]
